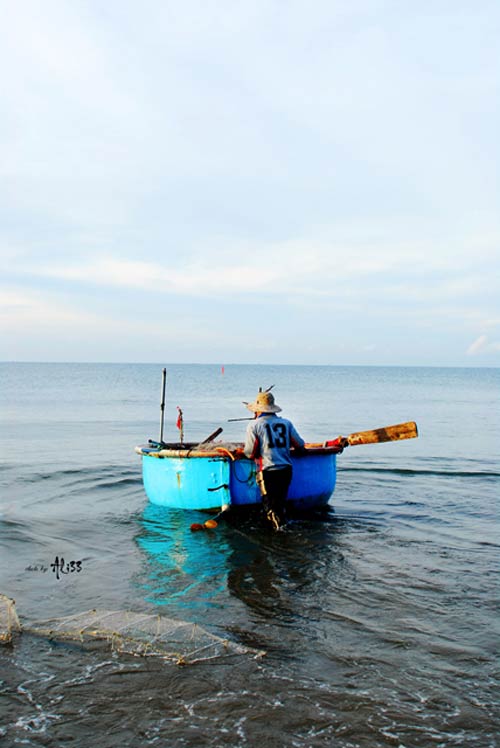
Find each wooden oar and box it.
[306,421,418,449]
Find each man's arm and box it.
[244,422,260,459]
[289,422,306,452]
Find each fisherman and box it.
[244,389,306,530]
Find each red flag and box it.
[176,406,184,442]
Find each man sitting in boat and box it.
[243,390,305,530]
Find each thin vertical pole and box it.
[159,368,166,444]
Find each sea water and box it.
[0,363,498,747]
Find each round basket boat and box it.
[135,441,340,512]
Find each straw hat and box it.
[246,391,282,413]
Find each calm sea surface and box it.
[0,363,498,747]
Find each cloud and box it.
[24,245,425,299]
[2,0,498,232]
[1,2,499,365]
[0,290,97,328]
[39,257,269,295]
[28,228,499,308]
[0,286,241,346]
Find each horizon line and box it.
[1,360,499,370]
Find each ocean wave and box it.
[341,466,500,478]
[2,464,141,487]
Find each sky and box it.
[1,0,499,366]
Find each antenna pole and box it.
[159,368,166,444]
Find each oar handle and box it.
[200,427,223,443]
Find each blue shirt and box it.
[244,414,305,470]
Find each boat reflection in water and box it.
[134,502,234,614]
[134,500,353,651]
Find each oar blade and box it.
[347,421,418,446]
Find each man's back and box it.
[244,414,305,470]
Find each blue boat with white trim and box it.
[135,370,418,513]
[134,441,341,512]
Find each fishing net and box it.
[24,608,265,665]
[0,595,22,643]
[195,441,242,452]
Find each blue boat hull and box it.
[139,450,337,511]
